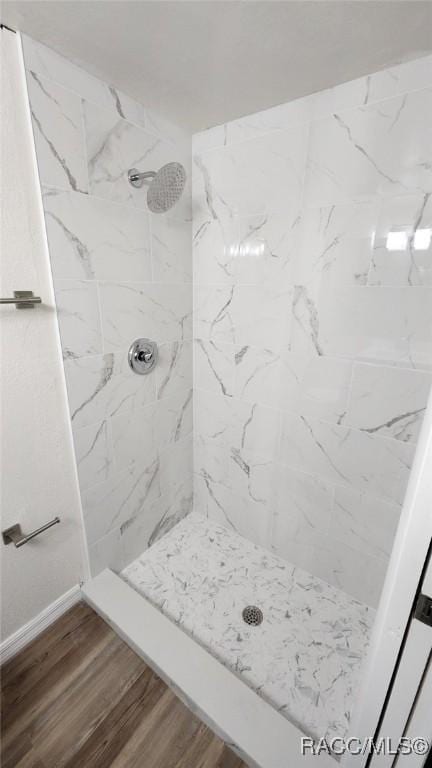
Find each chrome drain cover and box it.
[242,605,263,626]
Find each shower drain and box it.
[242,605,264,626]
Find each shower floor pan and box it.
[120,514,374,744]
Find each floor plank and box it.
[1,602,247,768]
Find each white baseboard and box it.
[0,584,82,665]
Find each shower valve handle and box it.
[137,349,153,363]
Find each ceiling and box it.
[2,1,432,132]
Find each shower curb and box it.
[83,569,336,768]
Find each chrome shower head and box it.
[127,162,186,213]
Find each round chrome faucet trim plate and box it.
[128,338,158,375]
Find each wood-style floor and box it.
[1,602,247,768]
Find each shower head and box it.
[127,162,186,213]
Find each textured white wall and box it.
[0,29,88,641]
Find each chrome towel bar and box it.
[2,517,60,547]
[0,290,42,309]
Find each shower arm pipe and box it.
[128,169,156,185]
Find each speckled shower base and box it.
[122,514,374,741]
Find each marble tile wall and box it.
[22,36,193,575]
[22,34,432,604]
[192,55,432,607]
